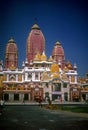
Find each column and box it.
[86,93,88,101]
[62,93,64,101]
[49,83,52,100]
[67,83,70,101]
[28,93,30,101]
[16,74,18,81]
[22,74,24,82]
[19,93,23,102]
[9,93,14,102]
[42,83,45,99]
[25,73,28,81]
[7,74,9,81]
[75,76,77,83]
[32,72,35,81]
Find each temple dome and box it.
[8,38,16,43]
[41,51,47,61]
[9,64,16,70]
[66,61,73,70]
[48,56,53,62]
[31,23,40,30]
[33,52,41,61]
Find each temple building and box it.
[0,23,82,102]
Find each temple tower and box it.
[52,41,65,69]
[26,23,45,63]
[5,38,18,69]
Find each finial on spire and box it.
[34,17,37,24]
[8,37,15,43]
[74,63,77,70]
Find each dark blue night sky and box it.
[0,0,88,77]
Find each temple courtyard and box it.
[0,104,88,130]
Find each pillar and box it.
[49,83,52,100]
[9,93,14,102]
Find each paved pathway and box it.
[0,105,88,130]
[4,101,87,105]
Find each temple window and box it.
[9,74,16,81]
[63,83,67,88]
[46,83,48,87]
[36,64,38,68]
[28,73,32,80]
[64,92,68,101]
[35,73,38,80]
[54,83,61,91]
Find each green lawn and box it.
[45,104,88,113]
[62,106,88,113]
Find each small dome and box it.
[66,61,73,70]
[48,56,53,62]
[8,38,16,43]
[34,52,41,61]
[31,23,40,30]
[55,41,61,46]
[9,64,16,70]
[63,66,69,72]
[41,51,47,61]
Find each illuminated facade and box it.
[0,23,81,102]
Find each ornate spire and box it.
[31,23,40,30]
[74,63,77,70]
[8,37,16,43]
[5,38,18,69]
[26,23,45,63]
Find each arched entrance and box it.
[4,93,9,101]
[82,93,86,101]
[14,93,19,101]
[24,93,29,101]
[31,87,43,101]
[64,92,68,101]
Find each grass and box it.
[45,104,88,113]
[62,106,88,113]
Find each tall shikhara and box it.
[26,23,45,63]
[52,41,65,69]
[5,38,18,69]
